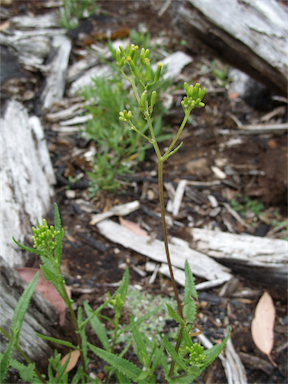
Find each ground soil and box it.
[2,1,288,383]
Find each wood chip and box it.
[90,201,140,225]
[97,219,232,282]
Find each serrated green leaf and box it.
[12,272,39,336]
[35,333,78,349]
[184,260,198,301]
[12,238,43,256]
[40,265,62,284]
[6,356,42,383]
[202,329,231,368]
[55,351,70,384]
[77,307,88,367]
[162,336,188,373]
[0,333,16,382]
[166,304,186,327]
[88,343,148,383]
[150,339,165,376]
[71,366,84,384]
[54,203,63,265]
[116,369,132,384]
[54,203,61,233]
[116,267,129,302]
[183,300,196,326]
[130,315,149,367]
[84,302,110,351]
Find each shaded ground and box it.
[2,1,287,383]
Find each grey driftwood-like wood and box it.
[171,0,288,94]
[41,34,72,110]
[0,256,77,373]
[190,228,288,285]
[0,100,55,267]
[97,219,232,282]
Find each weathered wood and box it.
[0,256,76,373]
[172,0,288,94]
[41,34,72,110]
[0,100,55,267]
[190,228,288,284]
[97,219,232,282]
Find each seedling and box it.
[59,0,98,29]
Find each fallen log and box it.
[171,0,288,94]
[190,228,288,288]
[0,100,55,267]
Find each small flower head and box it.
[32,219,60,255]
[182,82,206,112]
[186,342,206,367]
[119,110,133,122]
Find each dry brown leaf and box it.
[16,267,71,326]
[0,20,10,32]
[251,291,277,367]
[119,216,149,237]
[60,350,80,373]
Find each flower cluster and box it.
[186,342,207,367]
[32,219,60,255]
[181,82,206,112]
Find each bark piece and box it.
[97,219,232,282]
[0,100,55,267]
[172,0,288,94]
[10,12,60,29]
[41,34,72,110]
[191,228,288,284]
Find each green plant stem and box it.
[163,108,192,159]
[157,159,183,319]
[0,327,46,384]
[60,281,87,383]
[169,327,184,377]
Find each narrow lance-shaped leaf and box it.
[130,315,149,367]
[88,343,147,384]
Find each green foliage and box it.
[230,193,265,216]
[59,0,98,29]
[81,57,172,195]
[211,59,230,86]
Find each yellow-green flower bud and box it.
[127,56,139,77]
[184,82,189,95]
[140,90,148,110]
[151,91,157,108]
[131,45,139,66]
[119,46,126,58]
[145,58,151,83]
[140,48,145,65]
[144,49,149,59]
[199,88,206,99]
[126,44,131,57]
[154,63,163,82]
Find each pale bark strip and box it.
[97,219,232,281]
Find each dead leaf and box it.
[119,216,149,237]
[0,20,10,32]
[251,291,277,367]
[267,139,277,149]
[60,350,80,373]
[16,268,71,326]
